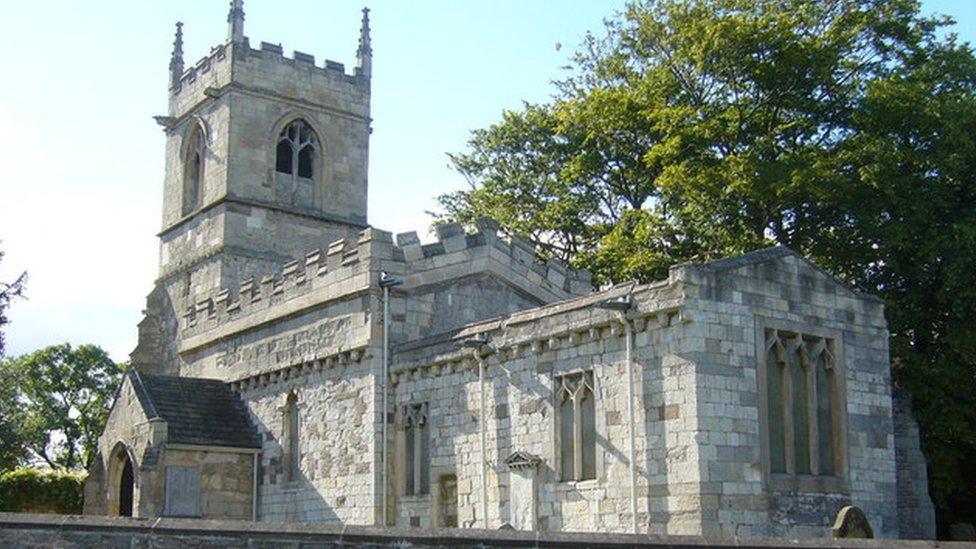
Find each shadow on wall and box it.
[642,333,672,536]
[247,391,339,524]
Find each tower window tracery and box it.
[275,120,317,179]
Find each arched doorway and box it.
[108,442,136,518]
[118,456,134,517]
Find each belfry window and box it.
[556,371,596,481]
[764,329,843,478]
[403,403,429,495]
[182,125,206,215]
[275,120,317,179]
[284,392,300,482]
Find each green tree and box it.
[0,366,26,471]
[2,344,124,470]
[437,0,976,529]
[0,247,27,358]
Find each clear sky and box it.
[0,0,973,361]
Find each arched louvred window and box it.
[275,120,317,179]
[182,125,206,216]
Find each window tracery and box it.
[556,371,596,481]
[275,120,317,179]
[403,402,429,495]
[764,328,841,477]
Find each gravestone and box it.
[832,505,873,539]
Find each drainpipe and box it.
[594,294,638,534]
[379,272,402,526]
[251,452,258,521]
[460,333,492,528]
[624,319,637,534]
[478,356,488,527]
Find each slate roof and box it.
[128,370,261,449]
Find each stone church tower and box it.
[132,2,373,374]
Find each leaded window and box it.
[404,402,429,495]
[275,120,317,179]
[764,329,841,477]
[556,371,596,481]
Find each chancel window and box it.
[764,328,842,477]
[182,125,206,215]
[404,403,429,495]
[275,120,317,179]
[556,371,596,481]
[284,392,300,482]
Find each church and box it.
[83,2,936,539]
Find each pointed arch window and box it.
[763,328,844,479]
[275,120,317,179]
[403,402,429,496]
[556,371,596,481]
[182,125,206,215]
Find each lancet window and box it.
[764,328,843,478]
[556,371,596,481]
[404,402,429,495]
[182,125,206,215]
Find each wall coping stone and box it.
[0,513,956,548]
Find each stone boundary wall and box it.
[0,513,955,548]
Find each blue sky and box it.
[0,1,973,361]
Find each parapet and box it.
[181,219,593,339]
[182,227,396,336]
[394,218,593,299]
[169,38,368,119]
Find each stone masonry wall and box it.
[159,448,254,521]
[85,375,159,518]
[673,250,899,538]
[240,356,377,524]
[390,282,689,534]
[893,388,937,539]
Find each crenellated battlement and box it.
[394,218,592,298]
[243,39,367,82]
[170,38,366,99]
[181,219,593,339]
[175,44,229,91]
[182,227,395,336]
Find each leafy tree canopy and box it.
[437,0,976,529]
[0,247,27,359]
[0,344,124,471]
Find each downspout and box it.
[382,283,390,526]
[378,272,402,526]
[478,355,488,528]
[624,319,637,534]
[251,452,258,521]
[593,291,639,534]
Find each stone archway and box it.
[107,442,136,517]
[119,456,134,517]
